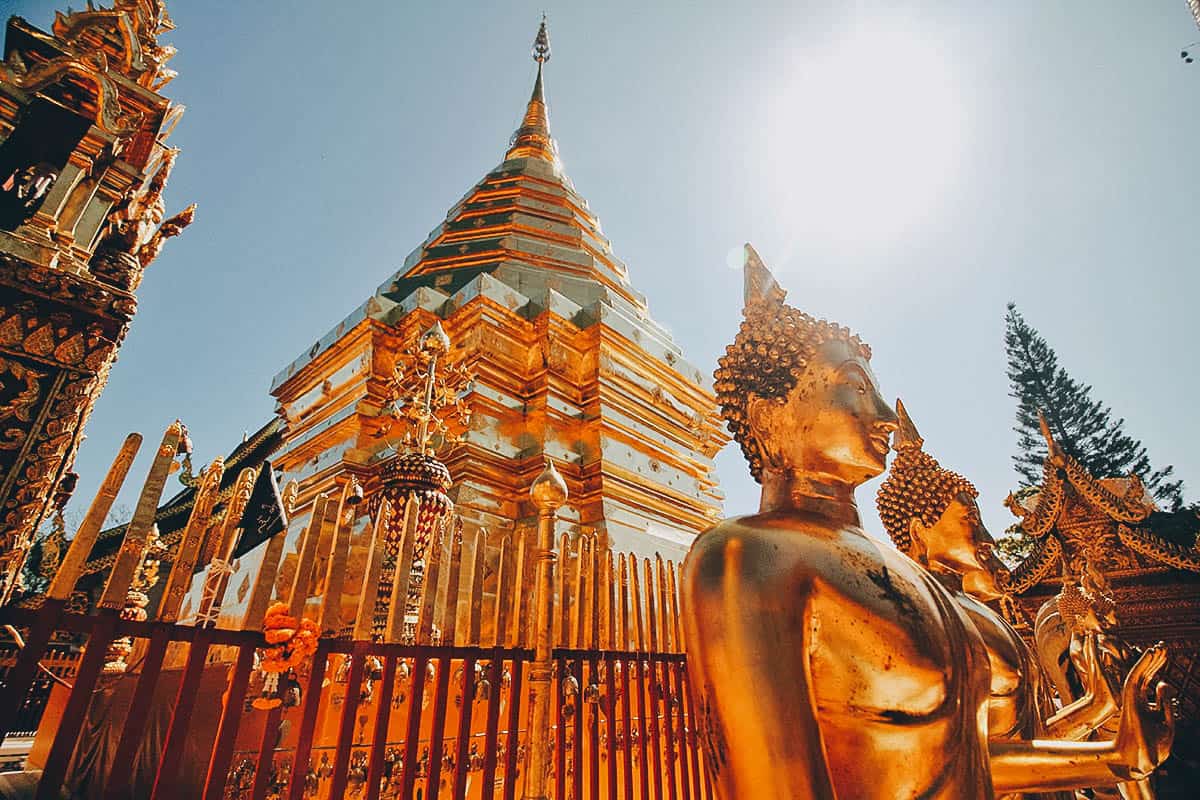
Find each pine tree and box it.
[1005,303,1184,510]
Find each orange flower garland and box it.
[252,601,319,709]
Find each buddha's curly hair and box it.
[876,446,978,555]
[713,300,871,483]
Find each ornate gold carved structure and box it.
[681,245,1175,799]
[0,0,191,603]
[998,415,1200,791]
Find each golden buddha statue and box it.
[681,244,1175,800]
[1044,562,1158,800]
[875,404,1052,741]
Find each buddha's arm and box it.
[1044,635,1118,739]
[989,738,1126,792]
[991,643,1172,793]
[685,537,838,799]
[1044,692,1117,740]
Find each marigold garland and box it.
[252,601,319,709]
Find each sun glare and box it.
[761,26,966,251]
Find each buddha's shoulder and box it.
[686,513,859,576]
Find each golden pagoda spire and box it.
[505,16,559,164]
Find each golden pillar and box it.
[524,459,567,800]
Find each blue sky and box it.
[12,1,1200,542]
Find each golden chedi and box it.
[681,244,1175,800]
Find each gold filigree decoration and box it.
[0,357,45,426]
[375,321,473,454]
[0,50,140,135]
[52,0,177,90]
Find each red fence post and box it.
[669,662,692,800]
[501,657,524,800]
[365,653,399,800]
[0,598,66,746]
[605,655,618,800]
[620,658,634,800]
[285,640,332,800]
[249,705,285,800]
[479,655,505,800]
[149,626,217,799]
[660,658,680,800]
[450,656,477,800]
[588,658,600,800]
[327,648,368,799]
[399,653,430,800]
[425,654,454,799]
[34,612,120,800]
[102,624,175,799]
[203,643,258,800]
[572,659,584,800]
[555,657,566,800]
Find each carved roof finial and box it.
[1038,409,1077,475]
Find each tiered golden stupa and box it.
[248,20,727,629]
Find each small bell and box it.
[346,478,365,506]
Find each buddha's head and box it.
[876,400,1009,598]
[1056,559,1118,634]
[714,245,897,489]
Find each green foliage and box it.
[994,525,1038,569]
[1005,303,1184,511]
[16,518,56,599]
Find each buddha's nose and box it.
[874,393,899,431]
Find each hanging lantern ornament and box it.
[252,602,319,709]
[374,321,473,558]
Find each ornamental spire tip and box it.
[532,14,551,64]
[506,15,558,164]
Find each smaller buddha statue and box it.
[1043,561,1158,800]
[876,403,1054,741]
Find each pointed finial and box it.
[506,16,559,164]
[420,320,452,356]
[1037,410,1054,448]
[1038,410,1067,466]
[531,456,568,511]
[532,15,551,64]
[743,243,787,309]
[893,399,924,451]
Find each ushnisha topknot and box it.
[876,399,978,554]
[713,244,872,483]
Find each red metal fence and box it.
[0,424,712,799]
